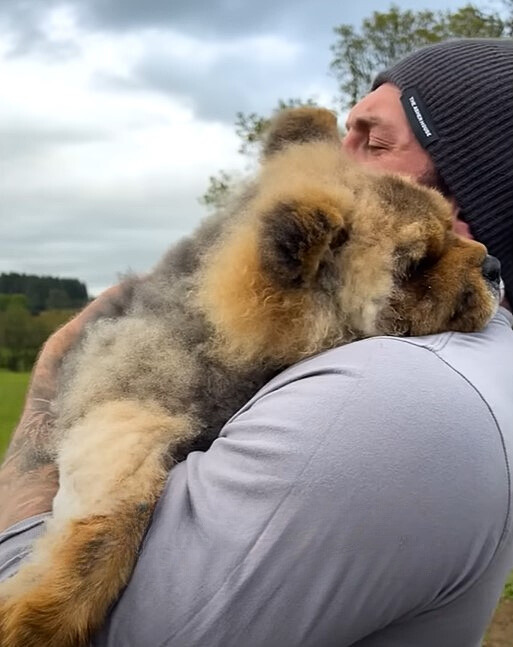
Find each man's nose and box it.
[340,131,357,156]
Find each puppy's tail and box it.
[0,504,154,647]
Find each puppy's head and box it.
[334,173,500,338]
[262,107,500,338]
[196,108,500,367]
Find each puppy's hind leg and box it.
[0,400,194,647]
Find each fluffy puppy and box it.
[0,108,501,647]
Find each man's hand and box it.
[0,285,128,532]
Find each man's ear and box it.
[262,107,341,158]
[451,203,474,240]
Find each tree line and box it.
[0,273,88,314]
[0,274,89,371]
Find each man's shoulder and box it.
[230,307,513,486]
[250,307,513,415]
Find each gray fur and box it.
[53,187,276,461]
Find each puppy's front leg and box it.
[0,400,194,647]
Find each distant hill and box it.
[0,272,89,314]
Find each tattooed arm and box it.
[0,286,128,532]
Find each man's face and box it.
[342,81,471,241]
[342,82,435,183]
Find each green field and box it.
[504,571,513,600]
[0,369,30,458]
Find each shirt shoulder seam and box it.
[378,337,512,556]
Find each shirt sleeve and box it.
[89,337,508,647]
[0,514,49,582]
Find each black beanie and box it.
[372,39,513,305]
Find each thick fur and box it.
[0,107,499,647]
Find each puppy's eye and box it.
[401,254,436,280]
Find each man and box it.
[1,39,512,646]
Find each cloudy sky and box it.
[1,0,466,296]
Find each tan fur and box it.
[196,142,495,364]
[0,401,193,647]
[0,108,500,647]
[195,211,343,367]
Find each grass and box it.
[0,369,30,459]
[503,571,513,600]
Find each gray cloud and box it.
[127,50,324,124]
[77,0,329,39]
[0,125,110,162]
[0,186,207,295]
[1,0,473,59]
[76,0,353,124]
[1,0,340,58]
[1,0,339,126]
[65,0,475,43]
[0,0,80,58]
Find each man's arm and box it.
[0,331,70,532]
[0,285,127,532]
[0,451,58,534]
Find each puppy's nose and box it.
[481,255,501,285]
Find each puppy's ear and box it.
[259,190,349,290]
[262,107,340,158]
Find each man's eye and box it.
[366,142,386,153]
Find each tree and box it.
[3,302,31,353]
[0,300,74,371]
[0,279,78,370]
[46,288,71,310]
[0,273,88,314]
[330,4,508,109]
[234,98,319,158]
[200,98,318,209]
[201,170,236,210]
[0,294,28,312]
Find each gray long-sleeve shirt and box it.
[2,307,513,646]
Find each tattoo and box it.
[0,379,59,532]
[0,455,58,532]
[4,404,56,470]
